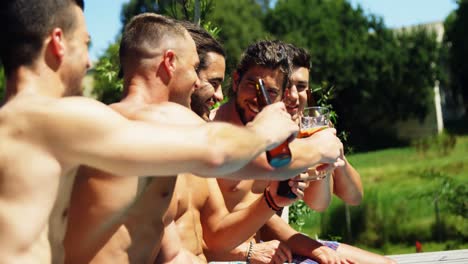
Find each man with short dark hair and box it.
[153,35,311,264]
[63,14,299,264]
[179,20,227,121]
[209,43,395,264]
[0,2,298,262]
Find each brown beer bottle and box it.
[256,79,295,198]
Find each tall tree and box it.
[444,0,468,117]
[256,0,271,12]
[93,0,216,103]
[120,0,267,91]
[265,0,440,150]
[121,0,214,30]
[206,0,267,75]
[121,0,159,29]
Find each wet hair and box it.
[233,40,292,96]
[0,0,84,76]
[179,21,225,72]
[119,13,187,75]
[286,43,311,70]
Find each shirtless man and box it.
[208,43,395,264]
[152,30,315,264]
[181,22,226,122]
[62,14,300,264]
[153,38,345,264]
[256,44,394,264]
[284,44,363,211]
[0,2,299,262]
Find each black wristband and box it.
[264,188,283,212]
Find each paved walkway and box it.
[210,249,468,264]
[388,249,468,263]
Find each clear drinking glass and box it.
[299,106,331,180]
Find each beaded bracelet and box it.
[246,240,254,264]
[263,187,283,212]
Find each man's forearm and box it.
[223,138,324,181]
[205,241,250,262]
[260,215,323,257]
[303,174,332,211]
[281,138,322,175]
[333,157,363,205]
[204,123,269,176]
[203,193,275,251]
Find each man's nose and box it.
[214,86,224,102]
[286,85,299,102]
[86,56,92,70]
[194,77,202,89]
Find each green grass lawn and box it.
[347,136,468,186]
[295,135,468,255]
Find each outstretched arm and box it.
[37,97,297,178]
[199,128,345,181]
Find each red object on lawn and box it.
[416,240,423,253]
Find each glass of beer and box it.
[299,106,331,180]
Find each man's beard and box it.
[234,98,249,125]
[190,93,210,121]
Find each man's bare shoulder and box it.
[112,101,205,125]
[0,95,128,160]
[0,96,108,134]
[1,95,120,123]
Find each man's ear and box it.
[232,71,240,93]
[162,49,177,78]
[49,28,66,59]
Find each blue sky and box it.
[85,0,458,61]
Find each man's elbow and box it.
[208,148,229,170]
